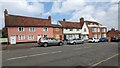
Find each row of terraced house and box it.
[4,9,107,44]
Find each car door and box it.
[52,38,59,45]
[75,39,79,44]
[47,38,54,45]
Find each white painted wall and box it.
[63,29,81,34]
[81,23,89,34]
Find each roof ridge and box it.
[8,14,49,20]
[58,20,80,23]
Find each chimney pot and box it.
[4,9,8,16]
[48,16,51,20]
[63,18,65,21]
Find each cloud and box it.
[0,0,119,30]
[67,2,118,30]
[68,5,96,21]
[0,0,44,29]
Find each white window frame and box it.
[76,29,80,31]
[18,27,24,32]
[102,28,106,32]
[69,29,73,31]
[102,34,106,37]
[56,34,60,39]
[84,28,86,32]
[43,27,48,31]
[18,35,25,40]
[28,35,34,40]
[92,28,97,32]
[93,34,97,38]
[29,27,35,32]
[56,28,59,31]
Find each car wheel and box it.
[44,43,48,47]
[82,41,84,44]
[59,42,63,46]
[73,42,76,45]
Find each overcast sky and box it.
[0,0,119,30]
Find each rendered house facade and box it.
[4,9,53,44]
[58,19,82,40]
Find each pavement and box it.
[1,43,39,50]
[1,42,119,67]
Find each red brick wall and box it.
[53,28,63,40]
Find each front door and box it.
[10,35,16,44]
[37,34,41,41]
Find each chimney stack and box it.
[48,16,51,20]
[63,18,65,21]
[80,17,84,23]
[4,9,8,16]
[80,17,84,27]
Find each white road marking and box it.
[91,53,118,66]
[7,51,62,61]
[73,46,92,50]
[7,56,28,60]
[51,51,62,54]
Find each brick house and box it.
[58,19,82,40]
[80,18,107,40]
[4,9,53,44]
[52,24,63,40]
[107,28,120,40]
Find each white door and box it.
[10,35,16,44]
[37,34,41,41]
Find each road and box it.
[2,42,119,67]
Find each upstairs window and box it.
[29,27,35,32]
[43,27,48,31]
[102,28,106,32]
[70,29,73,31]
[56,28,59,31]
[76,29,80,31]
[84,28,86,32]
[92,28,97,32]
[18,27,24,32]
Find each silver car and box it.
[37,37,63,47]
[67,38,84,45]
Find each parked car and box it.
[99,38,108,42]
[37,37,63,47]
[111,37,120,42]
[67,38,84,45]
[88,38,99,43]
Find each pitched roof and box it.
[58,21,82,29]
[84,21,102,25]
[5,14,52,27]
[52,24,62,28]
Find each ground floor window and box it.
[65,34,80,40]
[28,35,34,40]
[93,34,97,38]
[81,34,88,40]
[102,34,106,38]
[18,35,25,40]
[56,34,60,39]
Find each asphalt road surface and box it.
[2,42,119,67]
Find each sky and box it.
[0,0,119,30]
